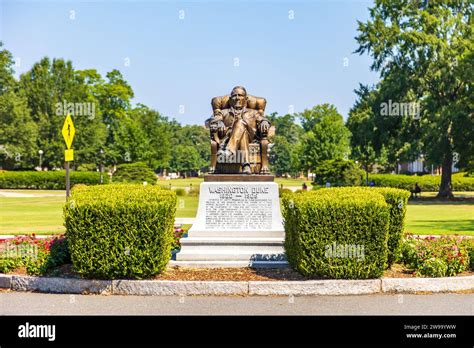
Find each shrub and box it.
[461,239,474,271]
[0,235,60,275]
[399,236,471,277]
[76,163,98,172]
[65,184,176,279]
[313,159,364,187]
[172,225,186,250]
[417,258,448,277]
[44,235,71,270]
[372,188,410,266]
[317,187,409,267]
[279,188,293,197]
[0,171,102,189]
[112,162,157,184]
[187,187,200,197]
[0,257,22,273]
[282,189,389,279]
[174,188,187,196]
[368,174,474,191]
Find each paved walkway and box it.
[1,292,472,315]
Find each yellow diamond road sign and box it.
[62,114,75,149]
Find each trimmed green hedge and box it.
[0,171,102,189]
[313,159,364,186]
[318,187,410,267]
[368,174,474,191]
[282,189,390,279]
[112,162,157,184]
[64,184,176,279]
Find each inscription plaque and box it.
[205,185,272,230]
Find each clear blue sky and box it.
[1,0,379,125]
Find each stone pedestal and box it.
[173,175,287,268]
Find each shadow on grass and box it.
[407,219,474,233]
[408,200,474,206]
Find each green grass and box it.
[405,201,474,236]
[157,178,204,188]
[1,189,473,236]
[0,196,66,235]
[175,195,199,218]
[274,178,309,187]
[417,191,474,198]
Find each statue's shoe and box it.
[242,164,252,174]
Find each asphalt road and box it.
[1,291,473,315]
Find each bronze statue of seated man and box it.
[208,86,271,174]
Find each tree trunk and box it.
[365,154,369,186]
[436,152,454,199]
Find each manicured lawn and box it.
[0,195,66,235]
[175,195,199,218]
[405,201,474,236]
[157,178,203,188]
[275,178,309,187]
[1,189,473,236]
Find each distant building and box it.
[398,156,459,175]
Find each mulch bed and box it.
[154,267,309,281]
[2,263,473,281]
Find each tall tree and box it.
[170,144,202,176]
[347,84,392,182]
[267,113,303,176]
[90,69,134,165]
[20,58,106,168]
[0,42,15,94]
[0,43,38,169]
[298,104,351,173]
[175,125,210,171]
[112,104,173,169]
[355,0,473,197]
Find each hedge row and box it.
[318,187,410,266]
[282,189,390,279]
[0,171,102,189]
[64,184,176,279]
[112,162,157,184]
[282,187,409,279]
[368,174,474,191]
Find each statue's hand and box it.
[210,120,225,134]
[260,121,270,134]
[209,122,218,132]
[217,121,226,133]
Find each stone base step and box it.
[180,237,284,246]
[175,249,286,261]
[169,260,289,268]
[187,230,285,238]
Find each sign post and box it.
[62,114,76,199]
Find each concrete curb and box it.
[10,275,112,294]
[381,276,474,293]
[1,274,473,295]
[113,280,248,296]
[0,274,12,289]
[249,279,381,296]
